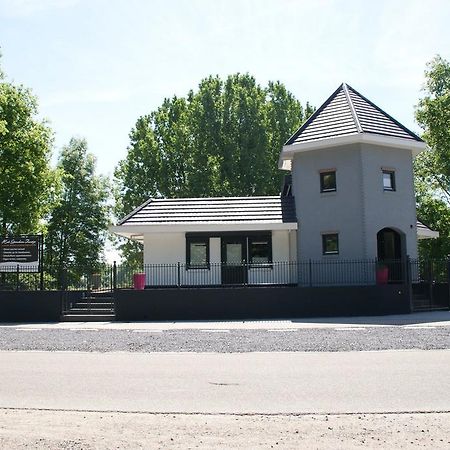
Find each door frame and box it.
[220,236,248,285]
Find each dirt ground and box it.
[0,409,449,449]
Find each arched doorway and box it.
[377,228,403,260]
[377,228,404,283]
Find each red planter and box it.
[376,267,389,285]
[133,273,146,290]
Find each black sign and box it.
[0,235,42,272]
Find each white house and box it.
[110,83,437,287]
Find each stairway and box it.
[61,290,115,322]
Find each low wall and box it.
[0,291,62,322]
[115,285,410,321]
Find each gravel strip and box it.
[0,326,449,353]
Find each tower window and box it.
[320,171,336,193]
[382,170,396,191]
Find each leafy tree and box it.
[415,55,450,259]
[114,73,313,262]
[46,138,110,285]
[0,59,55,235]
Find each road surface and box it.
[1,349,449,414]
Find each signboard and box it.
[0,235,42,273]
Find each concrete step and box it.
[73,302,114,309]
[81,297,114,303]
[66,308,114,315]
[60,314,116,322]
[413,305,448,312]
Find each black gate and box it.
[411,259,450,311]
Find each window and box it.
[249,236,272,265]
[382,170,396,191]
[322,233,339,255]
[320,171,336,192]
[186,237,209,268]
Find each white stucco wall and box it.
[142,230,294,286]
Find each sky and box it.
[1,0,449,178]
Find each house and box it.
[110,83,437,287]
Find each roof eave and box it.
[417,229,439,239]
[279,133,428,168]
[110,222,298,239]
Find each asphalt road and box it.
[1,350,449,415]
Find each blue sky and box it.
[1,0,449,179]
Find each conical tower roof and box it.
[279,83,425,170]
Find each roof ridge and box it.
[342,82,363,133]
[152,195,284,201]
[345,84,423,142]
[117,198,153,225]
[284,83,346,146]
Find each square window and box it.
[382,170,396,191]
[249,237,272,264]
[320,171,336,192]
[322,233,339,255]
[186,238,209,268]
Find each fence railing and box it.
[114,259,413,289]
[1,258,449,291]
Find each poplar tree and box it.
[46,138,110,284]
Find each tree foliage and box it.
[415,55,450,258]
[0,61,55,235]
[46,138,110,283]
[114,73,313,261]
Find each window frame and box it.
[322,233,339,256]
[186,237,210,269]
[248,235,273,267]
[382,169,396,192]
[320,170,337,193]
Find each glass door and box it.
[221,238,247,285]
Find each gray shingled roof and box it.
[118,196,297,226]
[286,83,423,146]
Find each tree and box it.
[46,138,110,285]
[0,59,55,235]
[415,55,450,259]
[114,73,313,262]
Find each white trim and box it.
[279,133,428,170]
[417,228,439,239]
[110,222,298,240]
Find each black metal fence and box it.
[1,258,449,292]
[0,264,114,292]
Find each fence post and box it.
[447,257,450,309]
[429,259,434,309]
[177,262,181,288]
[40,260,44,291]
[404,255,413,313]
[245,260,248,286]
[309,259,312,287]
[113,261,117,291]
[16,264,19,291]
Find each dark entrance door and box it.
[377,228,403,282]
[221,238,247,285]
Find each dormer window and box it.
[382,170,396,191]
[320,170,336,193]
